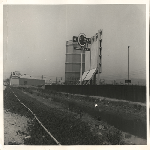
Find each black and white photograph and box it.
[2,0,149,148]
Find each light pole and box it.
[80,50,83,85]
[128,46,130,85]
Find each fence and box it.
[45,85,146,103]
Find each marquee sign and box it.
[74,47,90,51]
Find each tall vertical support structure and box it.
[65,40,85,85]
[128,46,130,85]
[92,35,96,85]
[97,29,103,85]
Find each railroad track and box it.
[8,87,61,145]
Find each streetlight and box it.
[128,46,130,85]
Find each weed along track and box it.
[4,86,147,145]
[10,88,61,145]
[4,87,58,145]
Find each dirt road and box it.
[4,110,31,145]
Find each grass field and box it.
[33,87,146,138]
[4,86,147,145]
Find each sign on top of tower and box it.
[78,33,86,47]
[73,33,91,47]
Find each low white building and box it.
[10,71,45,86]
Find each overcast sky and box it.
[3,4,146,81]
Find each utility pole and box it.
[56,77,57,85]
[128,46,130,85]
[80,50,82,85]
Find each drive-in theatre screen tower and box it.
[65,29,103,85]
